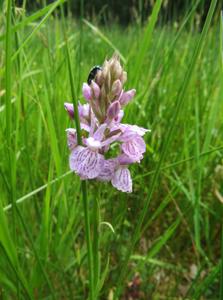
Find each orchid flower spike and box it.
[64,54,149,193]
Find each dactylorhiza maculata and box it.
[64,55,149,193]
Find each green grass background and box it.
[0,0,223,299]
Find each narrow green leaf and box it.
[147,218,181,259]
[133,0,163,87]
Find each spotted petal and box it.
[119,124,150,136]
[69,146,104,179]
[69,146,83,171]
[121,135,146,162]
[97,159,117,181]
[111,166,132,193]
[93,124,107,141]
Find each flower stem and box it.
[82,181,95,300]
[92,195,100,297]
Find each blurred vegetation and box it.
[14,0,221,25]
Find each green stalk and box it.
[6,8,18,297]
[5,0,12,143]
[92,195,100,297]
[220,11,223,300]
[194,96,201,251]
[82,181,94,300]
[5,0,15,233]
[12,3,21,298]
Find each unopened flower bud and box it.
[110,54,122,79]
[119,89,136,106]
[120,71,127,84]
[112,61,122,79]
[91,81,100,99]
[64,102,74,118]
[78,103,90,118]
[95,69,103,85]
[111,79,122,97]
[82,83,92,101]
[114,109,124,123]
[66,128,77,149]
[102,61,109,79]
[107,101,121,120]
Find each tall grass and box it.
[0,0,222,299]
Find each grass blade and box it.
[146,218,181,259]
[220,11,223,300]
[133,0,163,87]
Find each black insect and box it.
[87,65,102,85]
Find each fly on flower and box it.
[64,54,149,193]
